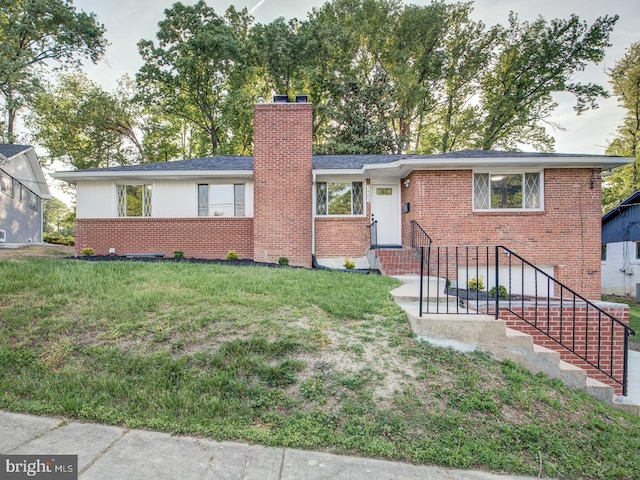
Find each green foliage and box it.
[173,251,184,259]
[344,258,356,269]
[489,285,508,299]
[0,0,107,143]
[603,42,640,212]
[278,257,289,266]
[81,248,94,256]
[28,73,148,169]
[136,2,251,156]
[467,276,484,291]
[226,250,239,261]
[43,232,74,246]
[477,12,617,151]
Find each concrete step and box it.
[613,395,640,415]
[585,376,615,403]
[394,278,639,413]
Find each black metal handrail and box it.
[415,244,636,395]
[368,220,377,249]
[410,220,432,248]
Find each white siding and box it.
[76,179,254,219]
[154,180,196,217]
[602,241,640,297]
[457,265,555,297]
[76,181,116,218]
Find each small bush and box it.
[81,247,94,256]
[489,285,508,299]
[44,232,75,246]
[278,257,289,266]
[173,250,184,258]
[226,250,239,261]
[344,258,355,269]
[467,276,484,291]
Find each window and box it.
[28,189,38,211]
[316,182,364,216]
[636,242,640,261]
[198,183,245,217]
[0,171,14,197]
[601,244,607,261]
[117,184,151,217]
[474,172,541,210]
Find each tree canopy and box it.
[0,0,107,143]
[25,0,620,170]
[603,41,640,212]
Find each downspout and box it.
[40,198,44,243]
[312,171,316,256]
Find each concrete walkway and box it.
[0,410,542,480]
[628,350,640,404]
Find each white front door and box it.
[371,184,400,245]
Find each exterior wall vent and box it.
[0,229,5,242]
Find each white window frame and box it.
[473,170,544,212]
[117,184,152,217]
[198,183,246,218]
[315,180,365,217]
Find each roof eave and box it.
[51,169,254,184]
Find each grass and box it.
[602,294,640,334]
[1,258,640,479]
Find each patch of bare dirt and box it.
[0,243,74,259]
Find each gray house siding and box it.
[0,169,43,243]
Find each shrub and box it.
[226,250,239,261]
[44,232,75,246]
[81,247,94,256]
[489,285,509,299]
[278,257,289,266]
[344,258,355,269]
[173,250,184,258]
[467,276,484,291]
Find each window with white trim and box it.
[316,182,364,216]
[474,172,542,210]
[198,183,245,217]
[0,171,13,197]
[117,184,152,217]
[28,189,38,211]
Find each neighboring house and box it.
[53,99,629,301]
[602,190,640,297]
[0,144,51,244]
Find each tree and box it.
[603,42,640,212]
[43,196,73,235]
[476,13,618,151]
[0,0,106,143]
[136,2,251,156]
[28,73,145,169]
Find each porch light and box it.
[404,179,411,188]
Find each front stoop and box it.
[390,283,640,414]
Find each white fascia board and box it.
[51,169,254,184]
[313,169,364,180]
[361,156,632,178]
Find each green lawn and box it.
[1,258,640,479]
[602,295,640,334]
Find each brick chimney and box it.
[253,99,313,267]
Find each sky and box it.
[69,0,638,156]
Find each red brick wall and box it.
[75,217,253,259]
[499,303,629,395]
[253,103,313,267]
[314,217,371,258]
[401,169,602,299]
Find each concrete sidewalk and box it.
[0,410,542,480]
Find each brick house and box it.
[1,144,51,244]
[53,99,627,301]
